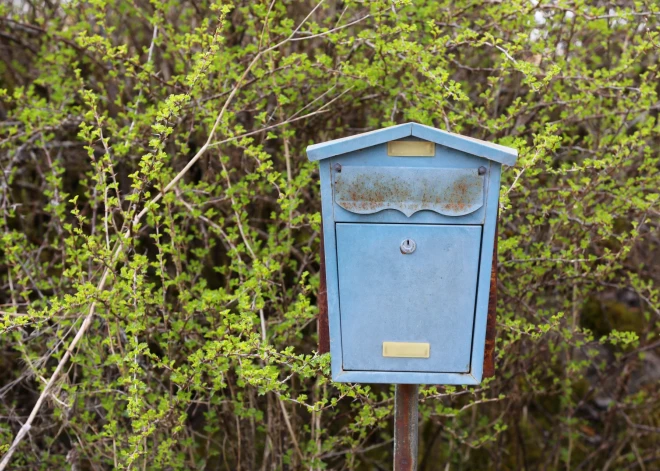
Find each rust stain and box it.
[335,168,483,216]
[394,384,418,471]
[318,225,330,354]
[441,175,482,213]
[483,212,499,378]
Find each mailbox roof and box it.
[306,122,518,166]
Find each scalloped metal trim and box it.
[334,166,485,217]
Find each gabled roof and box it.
[306,122,518,166]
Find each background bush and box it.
[0,0,659,469]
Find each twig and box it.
[0,2,363,467]
[0,263,112,470]
[278,397,304,462]
[124,25,158,147]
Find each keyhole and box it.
[400,238,416,254]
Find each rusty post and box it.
[317,225,330,354]
[394,384,418,471]
[482,213,499,378]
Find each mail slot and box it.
[307,122,517,384]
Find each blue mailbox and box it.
[307,122,517,384]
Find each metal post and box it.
[394,384,418,471]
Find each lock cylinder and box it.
[400,238,416,254]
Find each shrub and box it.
[0,0,658,469]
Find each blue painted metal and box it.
[337,224,481,373]
[469,163,502,383]
[330,142,489,225]
[410,123,517,166]
[307,122,518,166]
[308,122,517,385]
[307,123,411,161]
[318,161,344,381]
[334,167,484,217]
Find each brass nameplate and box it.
[387,141,435,157]
[382,342,430,358]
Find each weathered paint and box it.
[411,123,517,166]
[318,160,344,381]
[307,122,517,166]
[334,166,484,217]
[336,223,481,373]
[307,123,411,161]
[330,143,490,226]
[307,123,515,385]
[468,163,501,383]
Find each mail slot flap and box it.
[337,223,481,373]
[334,166,485,217]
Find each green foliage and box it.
[0,0,659,469]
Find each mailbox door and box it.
[336,223,482,373]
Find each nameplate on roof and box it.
[387,141,435,156]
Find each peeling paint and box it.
[334,166,485,217]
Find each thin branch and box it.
[0,2,356,466]
[0,264,112,470]
[124,25,158,147]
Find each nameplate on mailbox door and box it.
[382,342,430,358]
